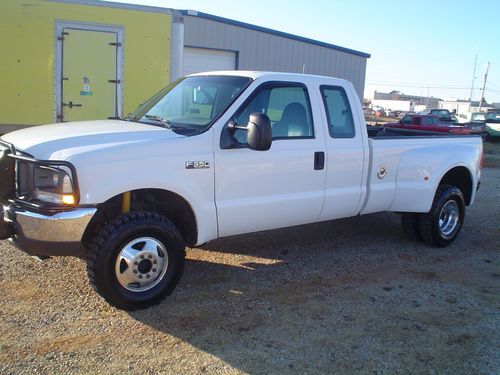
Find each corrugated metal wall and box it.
[183,15,368,101]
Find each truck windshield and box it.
[129,76,251,135]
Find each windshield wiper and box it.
[144,114,172,129]
[123,113,138,121]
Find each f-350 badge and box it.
[185,161,210,169]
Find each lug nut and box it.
[134,261,138,265]
[148,255,152,259]
[152,268,157,272]
[140,255,144,259]
[146,275,150,279]
[153,260,157,264]
[138,275,143,279]
[133,270,138,274]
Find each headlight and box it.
[33,166,75,205]
[16,161,78,206]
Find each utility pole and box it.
[469,54,478,101]
[478,62,490,111]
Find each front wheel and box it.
[418,185,465,247]
[86,211,185,310]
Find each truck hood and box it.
[0,120,184,160]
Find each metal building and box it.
[1,0,369,132]
[173,11,370,101]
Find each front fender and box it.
[68,131,218,245]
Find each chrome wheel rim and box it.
[114,237,169,292]
[438,200,459,239]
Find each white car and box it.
[0,71,483,309]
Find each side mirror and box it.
[247,113,272,150]
[228,113,272,151]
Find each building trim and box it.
[181,10,371,59]
[45,0,173,14]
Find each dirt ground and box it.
[1,143,499,374]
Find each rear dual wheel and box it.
[401,184,465,247]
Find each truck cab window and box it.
[401,116,412,124]
[320,86,355,138]
[234,83,314,142]
[131,76,251,135]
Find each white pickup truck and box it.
[0,72,483,310]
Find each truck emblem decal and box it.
[185,161,210,169]
[377,166,388,179]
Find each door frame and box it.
[54,20,124,122]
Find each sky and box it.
[107,0,500,103]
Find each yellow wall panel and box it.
[0,0,171,126]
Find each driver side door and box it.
[214,81,326,237]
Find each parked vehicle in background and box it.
[420,109,462,127]
[483,112,500,138]
[384,114,471,134]
[0,71,483,310]
[454,112,494,139]
[417,110,487,138]
[457,112,488,124]
[456,112,477,124]
[419,108,456,122]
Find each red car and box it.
[384,114,471,134]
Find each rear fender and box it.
[389,144,479,213]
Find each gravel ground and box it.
[1,146,499,374]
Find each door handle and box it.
[62,101,82,109]
[314,151,325,170]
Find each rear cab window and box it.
[320,85,355,138]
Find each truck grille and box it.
[0,142,16,204]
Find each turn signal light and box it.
[62,195,75,205]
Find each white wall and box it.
[372,99,412,111]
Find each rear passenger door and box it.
[214,81,326,237]
[319,85,365,220]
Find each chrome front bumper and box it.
[2,204,96,257]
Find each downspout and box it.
[169,10,184,82]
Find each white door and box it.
[214,82,326,237]
[318,84,365,220]
[183,47,236,76]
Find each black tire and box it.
[401,213,422,241]
[418,185,465,247]
[87,211,185,310]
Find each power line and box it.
[366,82,471,90]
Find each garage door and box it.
[182,47,236,76]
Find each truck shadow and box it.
[199,211,403,255]
[128,212,425,373]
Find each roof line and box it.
[45,0,173,14]
[181,10,371,58]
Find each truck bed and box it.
[361,130,482,215]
